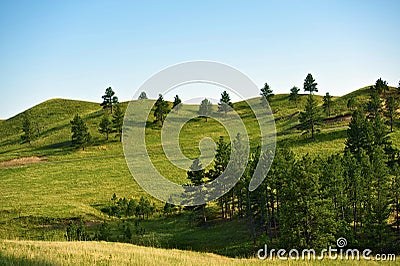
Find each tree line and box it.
[180,86,400,252]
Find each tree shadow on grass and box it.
[278,128,347,149]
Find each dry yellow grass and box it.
[0,240,398,266]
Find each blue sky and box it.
[0,0,399,119]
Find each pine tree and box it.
[303,73,318,95]
[70,114,91,150]
[289,86,300,106]
[99,114,111,140]
[112,104,124,141]
[218,91,233,115]
[392,163,400,234]
[347,97,356,111]
[398,81,400,96]
[280,155,336,249]
[320,154,348,230]
[187,158,207,222]
[372,78,388,95]
[21,112,34,144]
[371,113,390,148]
[153,94,170,125]
[345,109,373,155]
[260,82,273,106]
[385,96,398,132]
[172,95,182,112]
[323,92,333,117]
[364,147,391,251]
[138,91,148,100]
[100,87,118,113]
[207,136,230,218]
[198,98,213,122]
[299,95,322,139]
[368,91,382,117]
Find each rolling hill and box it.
[1,86,400,263]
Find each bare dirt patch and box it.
[0,156,47,167]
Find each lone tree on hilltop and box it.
[21,112,34,144]
[218,91,233,115]
[198,98,213,122]
[372,78,388,95]
[154,94,170,125]
[173,95,182,112]
[323,92,333,117]
[101,87,119,113]
[260,82,274,106]
[112,104,124,142]
[138,91,148,100]
[303,73,318,95]
[70,114,91,150]
[289,86,300,107]
[99,114,111,141]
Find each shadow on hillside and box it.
[32,141,75,157]
[278,128,348,148]
[0,253,53,266]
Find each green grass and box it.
[1,87,400,263]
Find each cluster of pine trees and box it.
[183,82,400,253]
[105,193,157,219]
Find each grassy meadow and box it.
[1,86,400,264]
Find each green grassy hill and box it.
[1,87,399,262]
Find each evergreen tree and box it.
[385,96,398,132]
[371,113,390,148]
[289,86,300,106]
[112,104,124,141]
[172,95,182,112]
[398,80,400,96]
[207,136,230,218]
[100,87,118,113]
[303,73,318,94]
[299,95,322,139]
[21,112,34,144]
[320,154,349,235]
[218,91,233,115]
[70,114,91,150]
[98,114,111,140]
[187,158,207,222]
[323,92,333,117]
[367,91,382,117]
[347,97,356,111]
[364,147,391,251]
[260,82,273,106]
[345,109,373,155]
[198,98,213,122]
[392,163,400,234]
[153,94,170,125]
[342,150,365,238]
[372,78,388,95]
[138,91,148,100]
[280,155,336,249]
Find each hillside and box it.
[1,86,400,261]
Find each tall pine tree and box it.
[70,114,91,150]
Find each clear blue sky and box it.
[1,0,399,119]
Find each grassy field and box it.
[1,87,399,264]
[1,240,397,266]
